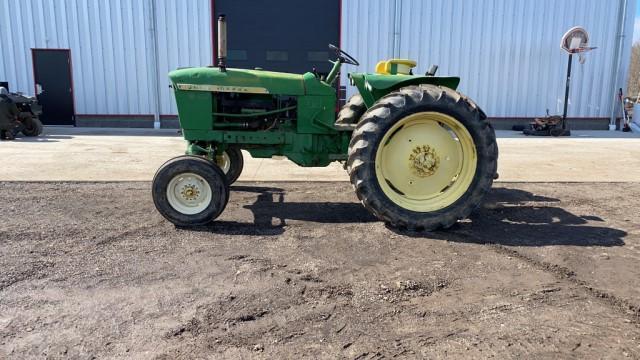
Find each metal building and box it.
[341,0,636,129]
[0,0,211,127]
[0,0,635,129]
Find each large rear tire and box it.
[347,85,498,231]
[335,94,366,130]
[152,155,229,226]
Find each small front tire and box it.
[216,146,244,184]
[152,155,229,226]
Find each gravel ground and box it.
[0,181,639,359]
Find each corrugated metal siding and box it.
[0,0,210,116]
[0,0,153,114]
[341,0,636,118]
[341,0,396,78]
[154,0,211,115]
[0,0,634,119]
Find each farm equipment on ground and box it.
[0,83,44,137]
[523,109,568,137]
[151,16,498,231]
[9,92,44,137]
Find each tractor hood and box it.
[349,72,461,107]
[169,67,307,96]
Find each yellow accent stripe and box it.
[176,83,269,94]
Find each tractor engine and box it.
[214,93,297,131]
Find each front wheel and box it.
[347,85,498,231]
[216,146,244,184]
[152,155,229,226]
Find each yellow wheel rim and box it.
[374,112,477,212]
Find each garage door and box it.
[213,0,340,77]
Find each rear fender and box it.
[350,73,461,108]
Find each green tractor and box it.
[152,16,498,231]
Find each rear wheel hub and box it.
[409,145,440,177]
[375,112,477,212]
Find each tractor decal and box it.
[176,83,270,94]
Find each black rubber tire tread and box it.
[219,146,244,184]
[152,155,229,226]
[347,84,498,231]
[21,116,43,137]
[549,127,565,137]
[335,94,366,129]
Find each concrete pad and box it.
[1,127,639,182]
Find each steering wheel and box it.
[329,44,359,66]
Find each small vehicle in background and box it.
[9,91,44,137]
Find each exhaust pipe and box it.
[217,14,227,72]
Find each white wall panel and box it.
[0,0,210,117]
[1,0,635,119]
[342,0,636,119]
[0,0,156,115]
[155,0,212,115]
[340,0,396,79]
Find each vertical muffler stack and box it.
[217,15,227,72]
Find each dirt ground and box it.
[0,181,639,359]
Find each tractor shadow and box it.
[196,185,627,247]
[395,187,626,247]
[192,185,376,236]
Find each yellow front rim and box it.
[374,112,477,212]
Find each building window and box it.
[307,51,329,62]
[266,51,288,61]
[228,50,247,61]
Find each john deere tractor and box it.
[152,16,497,231]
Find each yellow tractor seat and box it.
[375,59,417,75]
